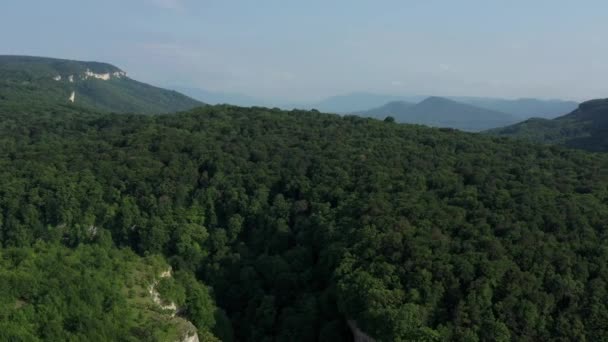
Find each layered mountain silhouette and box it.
[306,92,424,113]
[289,92,577,119]
[451,97,578,119]
[0,55,203,114]
[357,96,520,131]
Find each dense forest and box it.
[0,242,220,341]
[1,95,608,341]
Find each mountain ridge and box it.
[0,55,204,114]
[357,96,519,131]
[488,98,608,151]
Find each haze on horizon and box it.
[1,0,606,103]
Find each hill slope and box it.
[3,100,608,341]
[0,243,219,341]
[359,96,519,131]
[0,55,203,114]
[489,98,608,151]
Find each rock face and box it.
[347,320,376,342]
[149,268,200,342]
[149,268,178,316]
[83,69,126,81]
[54,69,127,82]
[180,328,200,342]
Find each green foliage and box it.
[1,99,608,341]
[156,277,187,307]
[489,98,608,152]
[175,271,217,332]
[0,55,204,114]
[0,242,218,341]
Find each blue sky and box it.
[1,0,607,102]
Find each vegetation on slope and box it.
[0,55,203,114]
[2,100,608,341]
[489,98,608,152]
[0,242,219,341]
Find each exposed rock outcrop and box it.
[149,268,200,342]
[149,267,178,316]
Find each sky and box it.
[1,0,607,102]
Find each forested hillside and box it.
[1,100,608,341]
[489,98,608,152]
[0,56,203,114]
[0,243,220,341]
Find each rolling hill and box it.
[357,96,519,131]
[489,98,608,152]
[0,55,203,114]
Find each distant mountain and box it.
[0,55,203,114]
[489,98,608,152]
[173,86,269,107]
[303,92,425,113]
[354,100,415,118]
[358,96,519,131]
[305,92,577,118]
[451,97,579,119]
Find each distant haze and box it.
[2,0,607,102]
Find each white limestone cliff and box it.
[83,69,126,80]
[149,268,200,342]
[53,69,126,83]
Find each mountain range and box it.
[0,55,587,135]
[3,55,608,341]
[356,96,521,131]
[303,92,577,119]
[0,55,203,114]
[302,92,426,113]
[176,88,578,119]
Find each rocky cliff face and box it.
[179,323,200,342]
[52,68,127,83]
[150,267,201,342]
